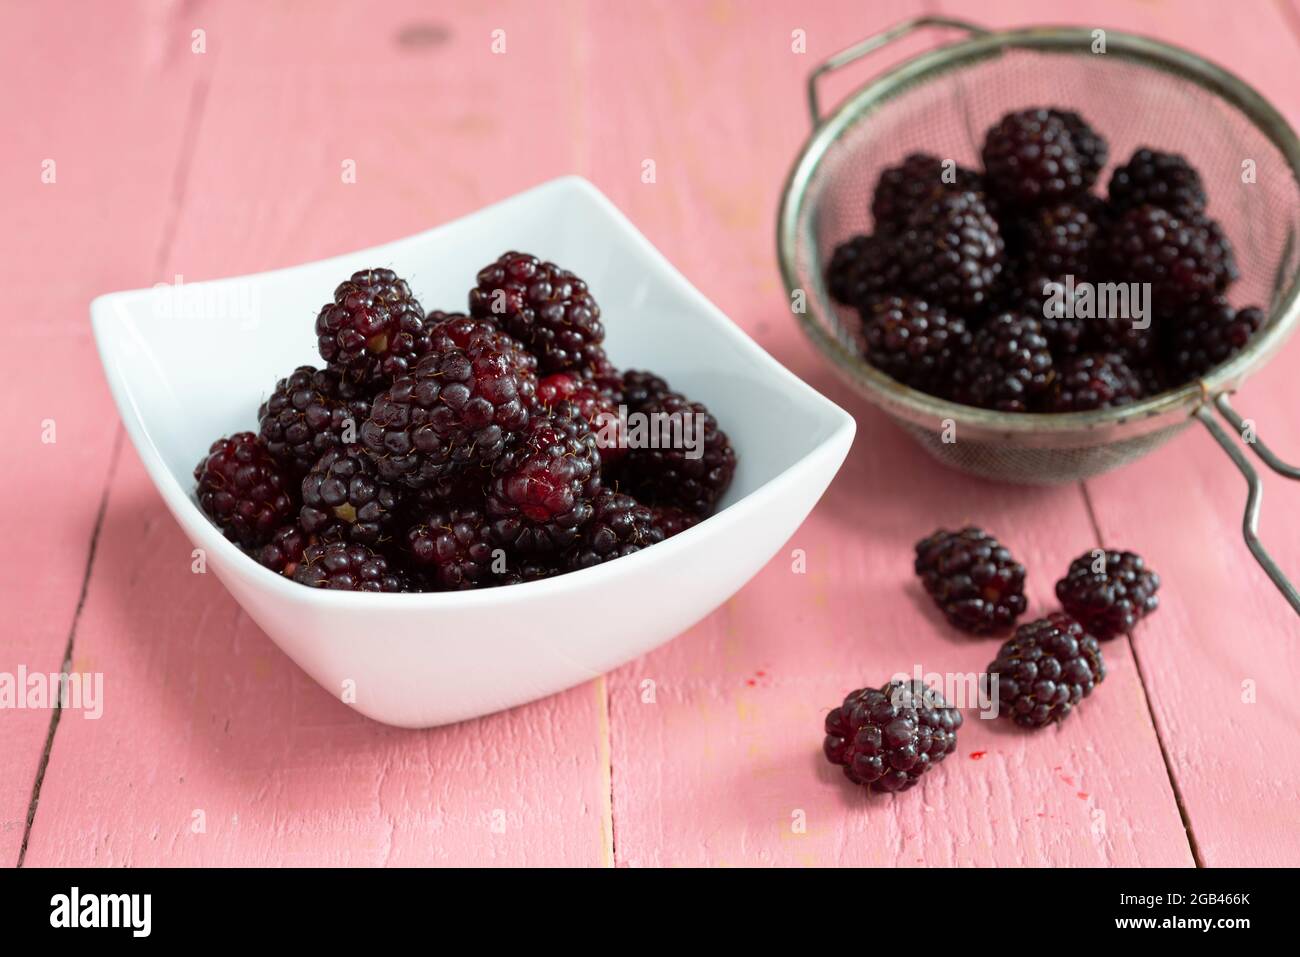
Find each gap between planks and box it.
[17,430,124,867]
[1078,480,1205,867]
[17,48,217,869]
[595,675,616,867]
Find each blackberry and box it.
[1101,205,1238,307]
[1050,109,1109,185]
[425,311,537,372]
[468,251,606,374]
[360,335,535,489]
[581,354,626,404]
[620,369,673,412]
[569,489,665,570]
[258,366,371,479]
[488,555,562,587]
[486,405,602,555]
[1016,198,1101,279]
[1108,148,1207,217]
[1056,549,1160,640]
[1010,274,1087,358]
[823,680,962,793]
[404,504,497,590]
[981,108,1098,209]
[652,505,699,538]
[315,268,428,385]
[405,465,493,509]
[536,372,626,468]
[623,392,736,518]
[1048,352,1144,412]
[871,153,984,233]
[826,234,904,310]
[1090,309,1158,364]
[988,613,1106,728]
[1137,359,1173,398]
[300,445,402,545]
[914,527,1027,634]
[899,190,1006,315]
[255,523,310,575]
[291,541,406,592]
[194,432,296,548]
[1166,297,1264,379]
[860,295,969,393]
[952,313,1054,412]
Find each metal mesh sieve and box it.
[778,18,1300,612]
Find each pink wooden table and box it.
[4,0,1299,868]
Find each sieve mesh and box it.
[783,26,1300,484]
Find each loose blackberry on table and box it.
[914,526,1027,634]
[988,613,1106,729]
[1056,549,1160,640]
[823,680,962,793]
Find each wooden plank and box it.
[0,2,204,865]
[953,0,1300,867]
[590,0,1191,865]
[22,0,609,867]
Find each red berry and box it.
[486,405,602,555]
[315,268,429,386]
[469,251,606,374]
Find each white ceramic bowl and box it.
[91,176,855,728]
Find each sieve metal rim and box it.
[777,19,1300,448]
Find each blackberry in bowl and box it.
[93,177,854,727]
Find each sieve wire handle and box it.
[806,16,990,125]
[1195,394,1300,615]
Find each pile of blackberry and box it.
[824,530,1163,794]
[827,108,1263,412]
[193,257,737,591]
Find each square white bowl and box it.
[91,176,855,728]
